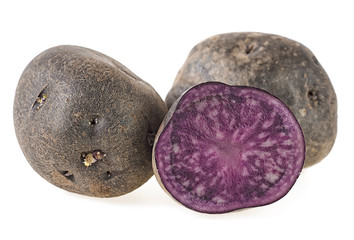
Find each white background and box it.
[1,0,353,239]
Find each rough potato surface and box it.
[166,32,337,167]
[14,45,167,197]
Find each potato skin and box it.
[166,32,337,167]
[152,91,181,202]
[14,45,167,197]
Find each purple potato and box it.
[153,82,305,213]
[14,45,167,197]
[166,32,337,167]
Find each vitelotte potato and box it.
[166,32,337,167]
[154,82,305,213]
[14,45,167,197]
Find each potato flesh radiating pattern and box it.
[154,83,305,213]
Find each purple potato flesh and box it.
[153,82,305,213]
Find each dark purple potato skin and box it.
[14,45,167,197]
[153,82,305,213]
[166,32,337,167]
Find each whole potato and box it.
[14,45,167,197]
[166,32,337,167]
